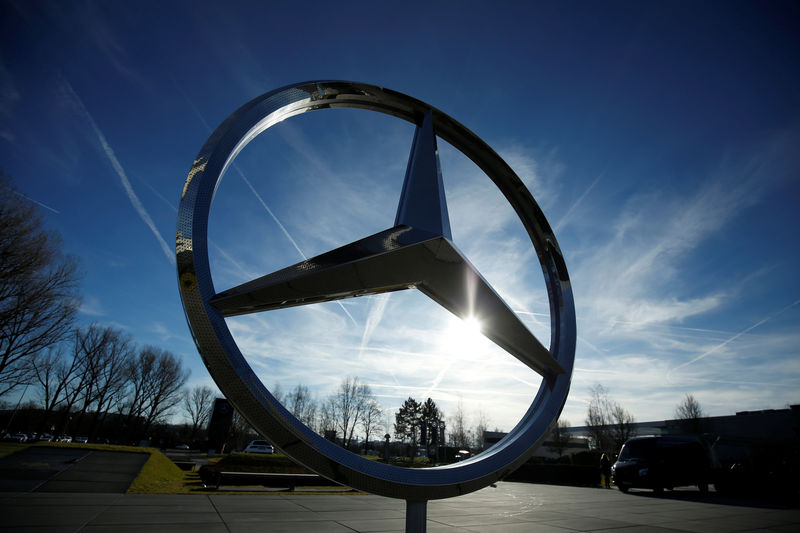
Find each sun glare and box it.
[440,315,488,357]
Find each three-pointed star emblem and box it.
[209,110,565,379]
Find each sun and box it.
[439,315,488,357]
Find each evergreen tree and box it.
[394,397,421,458]
[420,397,444,456]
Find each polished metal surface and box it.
[177,81,576,501]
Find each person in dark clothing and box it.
[600,453,612,488]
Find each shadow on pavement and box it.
[621,486,799,509]
[0,445,148,493]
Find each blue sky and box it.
[2,0,798,432]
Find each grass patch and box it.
[1,443,369,495]
[30,442,186,493]
[1,441,187,494]
[0,442,27,458]
[127,448,187,494]
[44,442,188,493]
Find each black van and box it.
[612,436,711,493]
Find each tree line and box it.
[267,376,384,453]
[544,384,709,459]
[26,324,188,442]
[212,379,493,458]
[0,175,81,397]
[0,175,190,442]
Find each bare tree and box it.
[674,394,705,435]
[81,326,134,439]
[319,398,336,440]
[286,384,318,431]
[58,325,133,437]
[30,346,80,432]
[140,347,189,436]
[0,176,82,396]
[360,398,383,453]
[472,410,490,452]
[123,346,189,439]
[585,384,636,455]
[548,418,572,458]
[229,409,259,450]
[585,384,612,453]
[121,345,158,433]
[327,376,373,450]
[447,400,471,451]
[609,403,636,454]
[183,385,214,440]
[52,326,118,435]
[271,382,285,404]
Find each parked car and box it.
[244,440,274,454]
[4,433,27,443]
[38,434,54,442]
[73,436,89,444]
[56,435,72,442]
[612,436,712,493]
[175,444,190,450]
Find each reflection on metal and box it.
[395,110,451,239]
[177,81,576,505]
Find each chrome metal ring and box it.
[177,81,575,500]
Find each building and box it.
[483,405,800,458]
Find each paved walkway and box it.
[1,482,798,532]
[0,446,148,493]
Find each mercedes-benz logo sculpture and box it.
[177,81,575,527]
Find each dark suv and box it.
[612,436,711,493]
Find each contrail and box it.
[232,164,307,260]
[358,293,390,357]
[61,79,174,265]
[14,191,60,214]
[177,82,357,327]
[672,298,800,372]
[136,176,178,214]
[131,167,258,283]
[358,293,398,385]
[555,173,603,232]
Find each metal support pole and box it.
[405,500,427,533]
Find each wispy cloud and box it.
[74,4,152,93]
[498,144,563,211]
[79,296,106,317]
[553,133,800,423]
[58,78,174,265]
[671,299,800,372]
[574,172,763,331]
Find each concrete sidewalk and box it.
[1,482,798,532]
[0,446,148,493]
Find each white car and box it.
[244,440,274,454]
